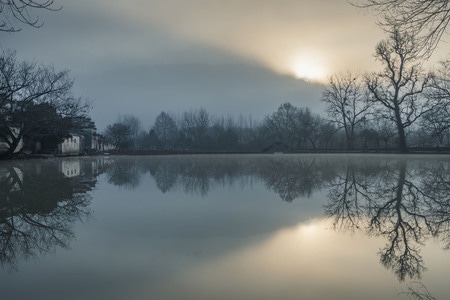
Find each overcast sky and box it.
[1,0,448,131]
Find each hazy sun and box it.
[291,58,326,82]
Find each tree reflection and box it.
[146,156,242,197]
[325,158,381,232]
[326,158,450,283]
[101,154,450,298]
[148,160,178,193]
[106,158,142,189]
[106,155,334,202]
[0,158,109,271]
[257,156,335,202]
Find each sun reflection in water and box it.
[143,218,400,300]
[297,222,320,236]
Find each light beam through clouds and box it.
[123,0,383,81]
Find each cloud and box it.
[123,0,383,75]
[0,0,395,130]
[81,62,324,130]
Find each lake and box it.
[1,154,449,300]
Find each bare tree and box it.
[152,111,178,150]
[354,0,450,57]
[322,72,372,150]
[365,31,433,152]
[0,0,60,32]
[103,122,132,150]
[296,107,323,150]
[179,108,211,150]
[421,60,450,145]
[0,50,89,157]
[261,102,299,151]
[261,103,325,151]
[117,114,142,150]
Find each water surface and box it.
[1,154,449,300]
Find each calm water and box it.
[1,154,450,300]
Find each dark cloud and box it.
[81,63,324,130]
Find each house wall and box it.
[58,135,83,155]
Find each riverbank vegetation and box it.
[103,30,450,154]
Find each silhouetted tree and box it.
[365,31,433,152]
[118,114,142,150]
[297,107,323,149]
[152,111,178,150]
[178,108,211,150]
[262,102,299,151]
[0,50,89,158]
[104,122,132,150]
[322,72,372,150]
[262,103,325,151]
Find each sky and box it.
[1,0,448,131]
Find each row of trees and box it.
[104,111,263,152]
[3,0,450,155]
[103,23,450,154]
[323,31,450,152]
[104,32,450,153]
[102,98,446,154]
[102,1,450,154]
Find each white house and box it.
[58,134,84,155]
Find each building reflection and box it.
[0,157,111,271]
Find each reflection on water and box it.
[1,154,450,299]
[105,155,336,201]
[0,157,111,271]
[103,155,450,299]
[325,157,450,284]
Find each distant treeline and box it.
[104,31,450,154]
[103,101,449,154]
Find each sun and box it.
[291,58,327,82]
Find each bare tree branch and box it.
[353,0,450,58]
[0,0,61,32]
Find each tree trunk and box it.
[394,108,408,153]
